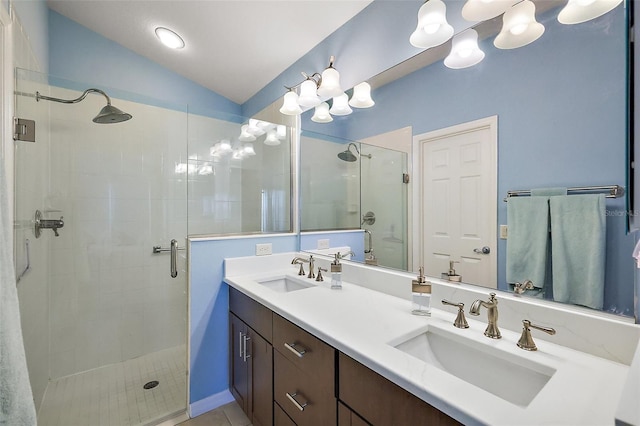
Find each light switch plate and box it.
[317,239,330,250]
[500,225,508,239]
[255,243,272,256]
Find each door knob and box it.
[474,246,490,254]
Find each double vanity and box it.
[224,252,640,425]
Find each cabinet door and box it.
[338,402,370,426]
[248,327,273,426]
[229,313,249,412]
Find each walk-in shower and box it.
[337,142,372,162]
[36,88,133,123]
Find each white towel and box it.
[0,167,37,425]
[633,238,640,268]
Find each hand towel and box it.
[506,197,550,289]
[531,187,568,196]
[550,194,606,310]
[0,168,37,425]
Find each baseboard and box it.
[189,389,235,418]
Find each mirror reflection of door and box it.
[416,116,497,287]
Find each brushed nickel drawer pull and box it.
[285,392,308,411]
[243,335,251,362]
[284,342,307,358]
[239,332,244,359]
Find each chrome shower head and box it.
[36,88,132,124]
[338,143,371,162]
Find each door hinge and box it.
[13,117,35,142]
[402,173,410,184]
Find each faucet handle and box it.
[441,300,469,329]
[316,267,327,282]
[517,319,556,351]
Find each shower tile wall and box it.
[43,87,188,379]
[300,136,360,231]
[13,13,50,407]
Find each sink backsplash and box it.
[224,252,640,365]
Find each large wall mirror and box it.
[298,1,634,317]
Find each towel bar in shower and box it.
[504,185,624,202]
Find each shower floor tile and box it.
[38,345,187,426]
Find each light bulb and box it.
[279,91,302,115]
[311,102,333,123]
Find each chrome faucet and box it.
[291,256,309,276]
[513,280,534,295]
[469,292,501,339]
[307,255,315,279]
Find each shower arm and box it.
[36,88,113,106]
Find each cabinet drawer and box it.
[274,402,297,426]
[273,314,334,383]
[274,350,336,426]
[229,286,273,343]
[339,352,461,426]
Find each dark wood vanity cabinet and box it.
[229,288,273,426]
[338,353,461,426]
[228,286,460,426]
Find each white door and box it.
[415,116,497,288]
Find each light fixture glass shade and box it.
[329,93,353,116]
[409,0,454,49]
[349,82,375,108]
[243,143,256,156]
[461,0,519,22]
[298,79,322,107]
[276,125,287,139]
[444,29,485,69]
[494,0,544,49]
[264,130,281,146]
[317,67,343,98]
[155,27,185,49]
[311,102,333,123]
[279,91,302,115]
[239,125,256,142]
[218,140,232,154]
[246,119,265,136]
[558,0,622,24]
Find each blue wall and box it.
[307,7,634,315]
[47,10,240,117]
[189,235,297,405]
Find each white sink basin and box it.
[390,325,556,407]
[256,275,315,293]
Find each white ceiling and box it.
[47,1,373,105]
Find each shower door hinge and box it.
[402,173,410,184]
[13,117,35,142]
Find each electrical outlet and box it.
[317,239,330,250]
[255,243,272,256]
[500,225,508,240]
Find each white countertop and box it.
[224,256,631,426]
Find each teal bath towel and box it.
[506,197,550,289]
[549,194,606,309]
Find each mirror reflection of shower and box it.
[36,88,133,123]
[337,142,372,162]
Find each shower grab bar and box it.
[16,239,31,285]
[152,240,184,278]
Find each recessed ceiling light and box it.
[155,27,185,49]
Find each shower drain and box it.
[143,381,159,390]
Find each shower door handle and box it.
[170,239,178,278]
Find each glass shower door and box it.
[14,69,189,425]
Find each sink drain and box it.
[143,381,159,390]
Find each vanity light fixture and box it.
[494,0,545,50]
[264,130,281,146]
[409,0,454,49]
[348,82,375,108]
[311,102,333,123]
[242,143,256,156]
[461,0,519,22]
[558,0,623,25]
[279,56,374,121]
[154,27,185,49]
[444,29,485,69]
[238,125,256,142]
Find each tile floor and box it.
[38,345,187,426]
[178,402,251,426]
